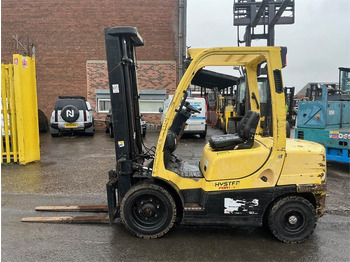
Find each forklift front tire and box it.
[120,183,176,239]
[268,196,316,243]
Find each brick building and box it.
[1,0,186,128]
[87,60,176,128]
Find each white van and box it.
[162,96,207,138]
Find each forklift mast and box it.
[105,27,144,164]
[104,27,146,211]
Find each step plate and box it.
[184,203,204,212]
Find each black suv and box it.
[50,96,95,136]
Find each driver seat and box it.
[209,110,260,151]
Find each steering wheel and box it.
[184,102,201,114]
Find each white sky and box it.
[187,0,350,92]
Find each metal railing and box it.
[1,55,40,165]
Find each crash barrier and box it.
[1,55,40,165]
[206,111,217,127]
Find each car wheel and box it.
[200,125,207,139]
[268,196,316,243]
[142,129,146,137]
[120,183,176,239]
[109,125,114,138]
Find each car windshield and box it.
[55,99,87,110]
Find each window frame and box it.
[96,98,111,113]
[139,99,164,114]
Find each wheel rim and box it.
[283,210,306,233]
[130,194,168,231]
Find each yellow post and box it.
[13,55,40,165]
[1,65,12,163]
[8,65,18,162]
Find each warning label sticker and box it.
[329,131,349,139]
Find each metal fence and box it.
[1,55,40,165]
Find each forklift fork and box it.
[22,171,120,225]
[21,205,110,224]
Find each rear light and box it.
[84,111,87,121]
[55,111,58,122]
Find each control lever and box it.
[251,92,260,110]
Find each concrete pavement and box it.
[1,128,350,261]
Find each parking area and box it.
[2,128,350,261]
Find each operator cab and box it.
[162,59,277,180]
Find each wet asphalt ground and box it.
[1,128,350,262]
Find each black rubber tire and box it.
[268,196,316,243]
[227,120,236,134]
[200,125,207,139]
[86,131,94,136]
[286,121,291,138]
[142,129,146,137]
[61,105,79,123]
[120,183,176,239]
[109,125,114,138]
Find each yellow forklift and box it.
[23,27,326,243]
[216,95,236,133]
[106,27,326,243]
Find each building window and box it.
[139,100,164,113]
[94,89,166,114]
[97,98,111,113]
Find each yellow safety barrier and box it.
[1,55,40,165]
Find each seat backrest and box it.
[237,110,260,141]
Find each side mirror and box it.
[159,107,163,113]
[86,102,93,111]
[107,113,111,117]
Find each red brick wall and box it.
[87,60,176,129]
[1,0,179,120]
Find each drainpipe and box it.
[178,0,187,83]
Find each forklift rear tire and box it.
[268,196,316,243]
[120,183,176,239]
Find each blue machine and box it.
[296,68,350,164]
